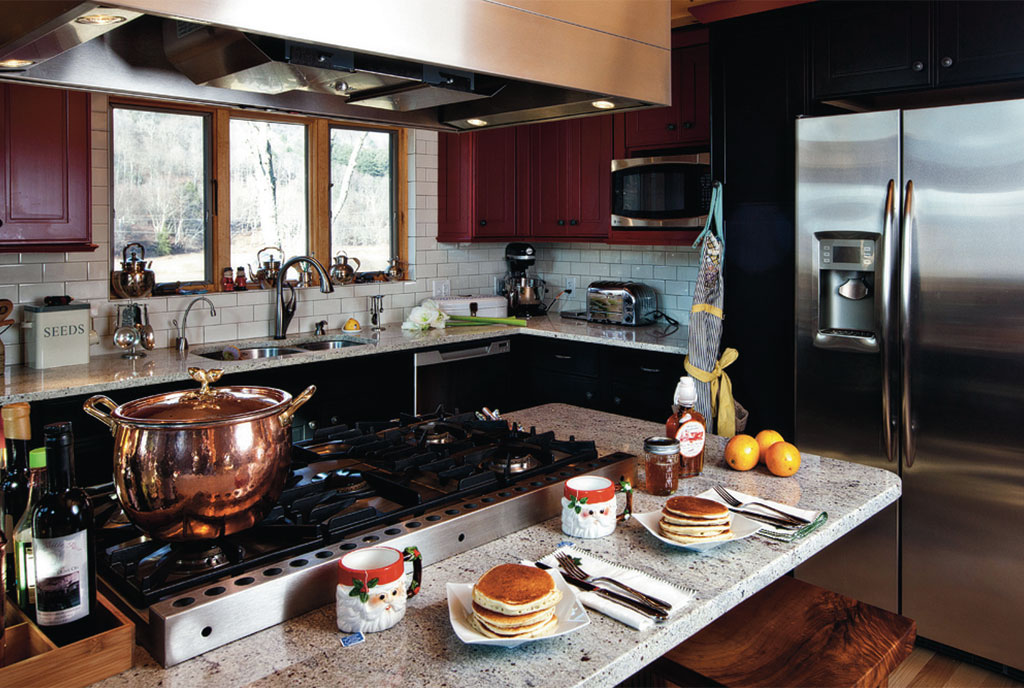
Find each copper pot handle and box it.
[83,395,119,433]
[279,385,316,427]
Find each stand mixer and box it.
[502,242,546,317]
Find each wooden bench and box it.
[649,576,916,688]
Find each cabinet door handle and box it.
[912,60,924,72]
[479,219,487,226]
[613,396,622,405]
[307,420,318,430]
[554,354,572,360]
[557,219,566,226]
[940,56,953,68]
[640,367,660,374]
[666,123,677,131]
[585,391,594,400]
[569,219,578,226]
[682,121,694,129]
[330,416,339,425]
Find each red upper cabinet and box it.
[0,83,93,252]
[621,32,710,152]
[529,115,612,240]
[472,127,519,239]
[437,131,473,242]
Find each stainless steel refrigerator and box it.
[794,100,1024,671]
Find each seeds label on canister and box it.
[675,421,706,457]
[34,531,90,625]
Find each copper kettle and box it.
[329,253,361,285]
[111,243,156,299]
[247,246,283,289]
[386,257,405,281]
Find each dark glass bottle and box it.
[2,402,31,595]
[32,422,96,646]
[14,447,48,611]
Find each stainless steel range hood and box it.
[0,0,671,131]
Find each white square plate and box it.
[447,567,590,647]
[634,505,761,552]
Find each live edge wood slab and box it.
[91,404,900,688]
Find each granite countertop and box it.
[94,404,901,688]
[0,315,687,405]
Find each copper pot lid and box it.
[110,368,293,427]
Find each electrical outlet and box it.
[433,279,450,298]
[565,277,576,295]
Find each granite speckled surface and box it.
[0,315,686,405]
[92,404,900,688]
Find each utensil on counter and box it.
[110,242,156,299]
[534,562,667,620]
[82,367,315,542]
[554,553,672,612]
[724,508,803,529]
[139,304,156,350]
[713,485,810,524]
[370,294,385,331]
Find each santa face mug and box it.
[337,545,423,633]
[561,475,633,539]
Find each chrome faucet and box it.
[174,296,216,354]
[275,256,334,339]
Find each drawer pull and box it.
[640,367,661,374]
[554,354,572,360]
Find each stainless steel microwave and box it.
[611,153,712,228]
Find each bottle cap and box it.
[673,376,697,406]
[29,447,47,469]
[2,402,31,440]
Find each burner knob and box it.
[307,420,318,430]
[330,416,339,425]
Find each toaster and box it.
[584,281,658,326]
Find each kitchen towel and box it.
[532,546,695,631]
[702,489,828,543]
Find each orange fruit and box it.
[755,429,785,464]
[724,434,759,471]
[765,441,801,477]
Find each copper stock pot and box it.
[83,367,315,542]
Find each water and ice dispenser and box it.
[814,233,879,351]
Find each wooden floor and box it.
[889,647,1023,688]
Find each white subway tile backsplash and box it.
[0,264,43,284]
[631,264,654,279]
[43,262,88,282]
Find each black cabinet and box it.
[812,1,932,98]
[935,1,1024,86]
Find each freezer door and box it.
[902,100,1024,670]
[794,110,901,612]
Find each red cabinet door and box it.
[472,128,518,239]
[622,43,709,151]
[568,115,612,239]
[0,84,93,252]
[527,120,571,239]
[437,131,473,242]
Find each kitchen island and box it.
[0,315,687,405]
[93,404,900,688]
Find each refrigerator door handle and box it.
[880,179,897,463]
[901,179,916,468]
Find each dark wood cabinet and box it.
[812,1,931,98]
[528,116,612,240]
[0,83,93,252]
[622,39,710,151]
[935,1,1024,86]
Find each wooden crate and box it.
[1,593,134,688]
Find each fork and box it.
[555,553,673,612]
[713,485,811,525]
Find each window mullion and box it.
[212,108,232,291]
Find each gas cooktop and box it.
[92,408,636,666]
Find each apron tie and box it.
[684,347,739,438]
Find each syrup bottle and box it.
[665,376,706,478]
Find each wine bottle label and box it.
[675,420,706,457]
[15,538,36,604]
[34,530,90,626]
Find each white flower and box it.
[402,301,451,330]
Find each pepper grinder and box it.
[370,294,385,332]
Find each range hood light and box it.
[75,14,128,26]
[591,100,615,109]
[0,58,33,68]
[466,118,488,127]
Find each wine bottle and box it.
[32,422,96,646]
[14,447,47,611]
[1,402,31,595]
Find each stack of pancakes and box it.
[469,563,561,639]
[659,495,734,544]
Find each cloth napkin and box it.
[703,488,828,543]
[530,545,695,631]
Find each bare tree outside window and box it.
[230,119,308,267]
[112,108,209,283]
[330,128,393,272]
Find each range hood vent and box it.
[0,1,670,131]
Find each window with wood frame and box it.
[109,99,407,292]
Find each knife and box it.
[727,507,803,529]
[534,562,669,620]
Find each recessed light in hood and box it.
[0,0,671,131]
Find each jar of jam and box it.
[666,376,706,478]
[643,436,680,496]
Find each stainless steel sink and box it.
[197,346,308,361]
[297,339,367,351]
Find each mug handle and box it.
[616,478,634,522]
[403,546,423,597]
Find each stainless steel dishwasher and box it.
[414,339,512,414]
